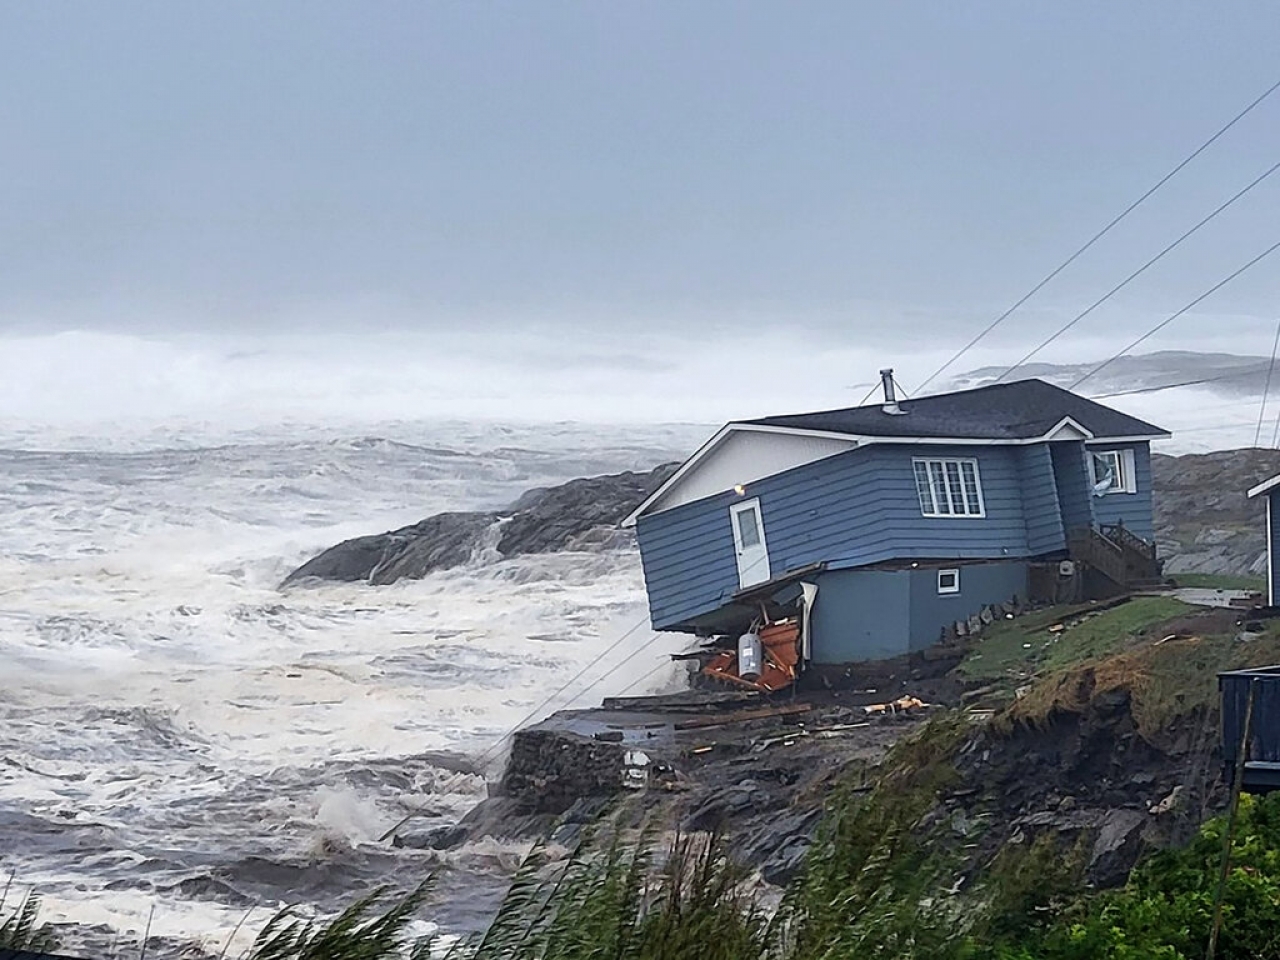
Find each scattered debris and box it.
[673,702,812,731]
[700,618,802,693]
[863,695,929,716]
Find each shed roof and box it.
[745,379,1169,441]
[1247,474,1280,499]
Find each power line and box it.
[1069,237,1280,391]
[1255,317,1280,447]
[472,544,775,766]
[996,157,1280,383]
[913,74,1280,395]
[474,619,659,765]
[1087,366,1275,400]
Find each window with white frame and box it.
[937,568,960,595]
[1089,449,1137,496]
[912,458,985,517]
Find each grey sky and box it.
[3,2,1280,354]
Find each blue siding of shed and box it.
[805,561,1030,662]
[638,444,1036,631]
[1269,490,1280,606]
[1017,444,1065,554]
[809,569,911,662]
[1089,442,1155,540]
[1051,441,1095,534]
[906,562,1030,651]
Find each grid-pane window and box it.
[913,458,985,517]
[912,461,935,514]
[960,461,982,513]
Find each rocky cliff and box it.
[283,464,677,586]
[1153,448,1280,575]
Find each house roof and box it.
[744,379,1169,441]
[624,379,1170,525]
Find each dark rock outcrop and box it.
[1153,448,1280,575]
[283,464,677,586]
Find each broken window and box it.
[1090,449,1136,496]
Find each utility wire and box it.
[996,158,1280,383]
[472,544,776,767]
[856,382,881,406]
[914,75,1280,395]
[1255,317,1280,447]
[1088,367,1275,400]
[1270,363,1280,448]
[473,619,659,766]
[1069,237,1280,391]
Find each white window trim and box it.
[912,457,987,518]
[937,568,961,595]
[1088,448,1138,495]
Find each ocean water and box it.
[0,420,704,958]
[1,327,1270,956]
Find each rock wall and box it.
[283,464,677,586]
[1153,448,1280,575]
[500,728,626,815]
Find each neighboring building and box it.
[1246,473,1280,605]
[624,372,1169,664]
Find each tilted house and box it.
[624,373,1170,664]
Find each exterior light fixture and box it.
[733,484,746,495]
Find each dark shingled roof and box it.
[743,379,1168,441]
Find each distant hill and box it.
[954,350,1274,400]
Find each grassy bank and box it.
[958,596,1192,689]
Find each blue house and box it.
[1246,473,1280,606]
[623,372,1170,664]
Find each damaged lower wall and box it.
[809,561,1029,663]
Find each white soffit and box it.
[636,428,857,519]
[1042,417,1094,441]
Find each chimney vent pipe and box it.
[880,368,905,415]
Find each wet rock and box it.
[160,874,255,907]
[392,824,469,851]
[761,835,811,886]
[282,464,677,586]
[1087,809,1147,887]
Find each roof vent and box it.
[880,368,907,415]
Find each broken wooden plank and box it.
[673,702,812,731]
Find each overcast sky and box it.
[2,3,1280,426]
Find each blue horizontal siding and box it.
[807,561,1030,663]
[1051,441,1095,534]
[637,443,1035,631]
[1018,444,1065,554]
[1089,441,1154,540]
[1269,491,1280,606]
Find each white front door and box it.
[730,498,771,588]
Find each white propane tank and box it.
[737,632,763,679]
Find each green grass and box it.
[0,884,59,954]
[1169,572,1266,592]
[959,597,1193,684]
